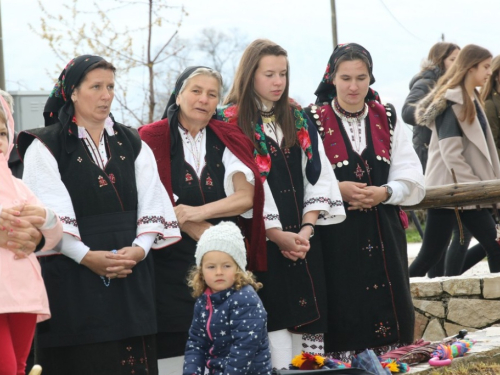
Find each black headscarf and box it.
[43,55,105,127]
[161,66,213,152]
[314,43,379,104]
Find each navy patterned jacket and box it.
[183,285,272,375]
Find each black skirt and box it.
[36,211,158,372]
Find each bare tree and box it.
[30,0,189,125]
[195,28,248,96]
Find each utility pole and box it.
[330,0,338,48]
[0,0,5,90]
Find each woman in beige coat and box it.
[409,44,500,276]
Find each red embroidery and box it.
[270,145,277,154]
[354,163,365,180]
[206,175,213,186]
[98,175,108,187]
[185,172,193,182]
[364,160,372,174]
[375,322,392,337]
[299,298,307,307]
[108,173,116,184]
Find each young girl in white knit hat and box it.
[183,221,272,375]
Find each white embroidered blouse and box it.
[260,115,346,230]
[23,121,181,263]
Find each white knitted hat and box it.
[195,221,247,270]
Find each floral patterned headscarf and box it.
[43,55,105,127]
[314,43,380,104]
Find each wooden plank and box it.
[403,179,500,210]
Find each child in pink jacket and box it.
[0,95,63,375]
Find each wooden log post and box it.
[403,179,500,211]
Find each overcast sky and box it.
[3,0,499,126]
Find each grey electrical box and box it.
[9,91,48,132]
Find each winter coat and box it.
[484,90,500,159]
[183,285,272,375]
[402,66,442,171]
[416,86,500,208]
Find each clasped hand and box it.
[267,228,310,262]
[0,205,45,259]
[81,246,145,279]
[339,181,388,211]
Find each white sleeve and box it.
[39,208,58,230]
[222,147,255,219]
[386,122,425,205]
[263,179,282,230]
[302,131,346,226]
[133,232,157,258]
[135,141,181,250]
[23,139,89,263]
[382,180,411,206]
[51,233,90,263]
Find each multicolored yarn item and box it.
[290,352,350,370]
[428,339,475,366]
[380,359,410,373]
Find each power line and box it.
[378,0,426,42]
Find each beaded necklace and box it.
[332,98,368,154]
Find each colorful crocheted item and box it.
[290,352,350,370]
[428,339,475,366]
[380,359,410,373]
[217,103,313,182]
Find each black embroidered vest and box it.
[265,138,304,232]
[19,122,141,218]
[171,126,236,225]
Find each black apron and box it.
[318,107,414,353]
[254,137,326,333]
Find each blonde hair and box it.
[187,263,263,298]
[480,55,500,102]
[432,44,492,124]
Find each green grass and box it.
[428,361,500,374]
[406,224,424,243]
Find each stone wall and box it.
[410,274,500,341]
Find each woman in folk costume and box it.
[219,39,345,370]
[18,55,181,375]
[307,43,424,360]
[0,96,63,375]
[409,45,500,277]
[138,66,266,373]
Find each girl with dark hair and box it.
[402,42,465,278]
[18,55,181,374]
[409,45,500,277]
[403,42,460,167]
[481,55,500,158]
[308,43,424,360]
[220,39,345,369]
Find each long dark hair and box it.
[423,42,460,72]
[481,55,500,102]
[224,39,296,151]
